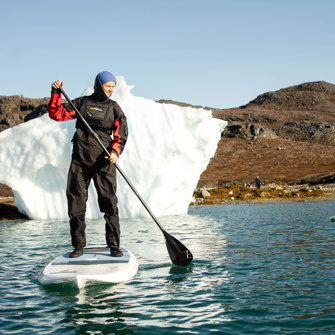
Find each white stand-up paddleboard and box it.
[39,246,138,288]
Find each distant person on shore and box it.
[255,176,261,189]
[47,71,128,259]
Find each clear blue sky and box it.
[1,0,334,108]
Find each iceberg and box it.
[0,77,226,220]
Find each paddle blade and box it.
[163,231,193,266]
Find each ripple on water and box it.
[1,202,335,333]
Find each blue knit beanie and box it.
[98,71,117,85]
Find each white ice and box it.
[0,76,226,220]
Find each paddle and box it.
[60,88,193,266]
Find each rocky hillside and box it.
[0,95,49,131]
[202,81,335,187]
[1,81,335,190]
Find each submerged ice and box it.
[0,77,226,220]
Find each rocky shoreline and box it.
[0,198,28,221]
[191,183,335,206]
[1,183,335,221]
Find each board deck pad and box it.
[53,247,130,265]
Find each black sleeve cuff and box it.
[51,87,61,94]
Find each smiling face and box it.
[102,81,116,97]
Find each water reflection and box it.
[40,282,138,334]
[2,202,335,334]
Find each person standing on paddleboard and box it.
[48,71,128,258]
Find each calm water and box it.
[1,201,335,334]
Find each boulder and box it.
[201,189,211,198]
[223,122,278,140]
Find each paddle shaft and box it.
[60,88,166,233]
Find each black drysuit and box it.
[48,77,128,248]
